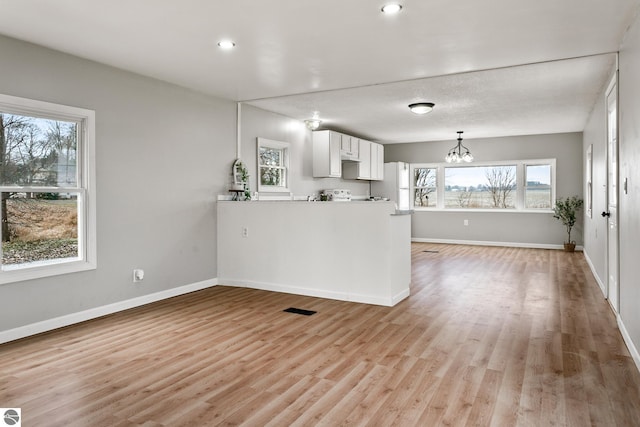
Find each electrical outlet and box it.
[242,227,249,238]
[133,269,144,282]
[464,219,469,226]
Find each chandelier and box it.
[445,131,473,163]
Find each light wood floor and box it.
[2,243,640,426]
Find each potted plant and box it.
[553,196,584,252]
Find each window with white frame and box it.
[413,166,437,208]
[410,159,555,211]
[0,94,96,284]
[257,137,290,193]
[524,163,553,209]
[445,164,517,208]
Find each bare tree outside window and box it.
[456,189,473,208]
[0,112,78,263]
[485,166,516,208]
[414,167,436,207]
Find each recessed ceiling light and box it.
[408,102,435,114]
[217,40,236,50]
[381,3,402,14]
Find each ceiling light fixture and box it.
[381,3,403,14]
[304,118,322,130]
[408,102,435,114]
[217,40,236,49]
[445,131,473,163]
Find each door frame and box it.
[605,70,620,314]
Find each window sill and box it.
[0,258,96,285]
[412,207,554,214]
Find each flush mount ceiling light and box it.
[217,40,236,49]
[408,102,435,114]
[445,131,474,163]
[381,3,403,14]
[304,118,322,130]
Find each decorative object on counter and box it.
[445,131,473,163]
[321,189,352,202]
[408,102,434,114]
[230,159,251,200]
[552,195,583,252]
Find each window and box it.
[445,165,516,208]
[257,138,290,193]
[524,164,552,209]
[411,159,555,211]
[0,94,96,283]
[413,166,437,207]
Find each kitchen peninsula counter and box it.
[217,200,411,306]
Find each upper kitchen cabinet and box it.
[313,130,342,178]
[343,139,371,180]
[340,134,359,161]
[313,130,384,180]
[371,143,384,181]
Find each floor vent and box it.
[423,250,440,253]
[283,307,317,316]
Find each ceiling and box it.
[0,0,637,143]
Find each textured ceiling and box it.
[248,54,617,143]
[0,0,637,143]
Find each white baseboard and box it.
[583,250,607,297]
[0,278,218,345]
[221,279,407,307]
[391,288,411,305]
[411,237,583,251]
[618,315,640,374]
[582,252,640,372]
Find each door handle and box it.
[601,211,611,217]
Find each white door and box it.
[604,76,619,314]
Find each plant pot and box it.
[564,242,576,252]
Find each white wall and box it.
[239,104,371,199]
[582,72,611,291]
[618,10,640,360]
[0,35,236,334]
[581,10,640,367]
[384,133,584,246]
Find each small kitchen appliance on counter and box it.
[322,189,352,201]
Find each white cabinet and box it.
[370,143,385,181]
[314,130,383,181]
[313,130,342,178]
[340,134,359,160]
[343,139,371,180]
